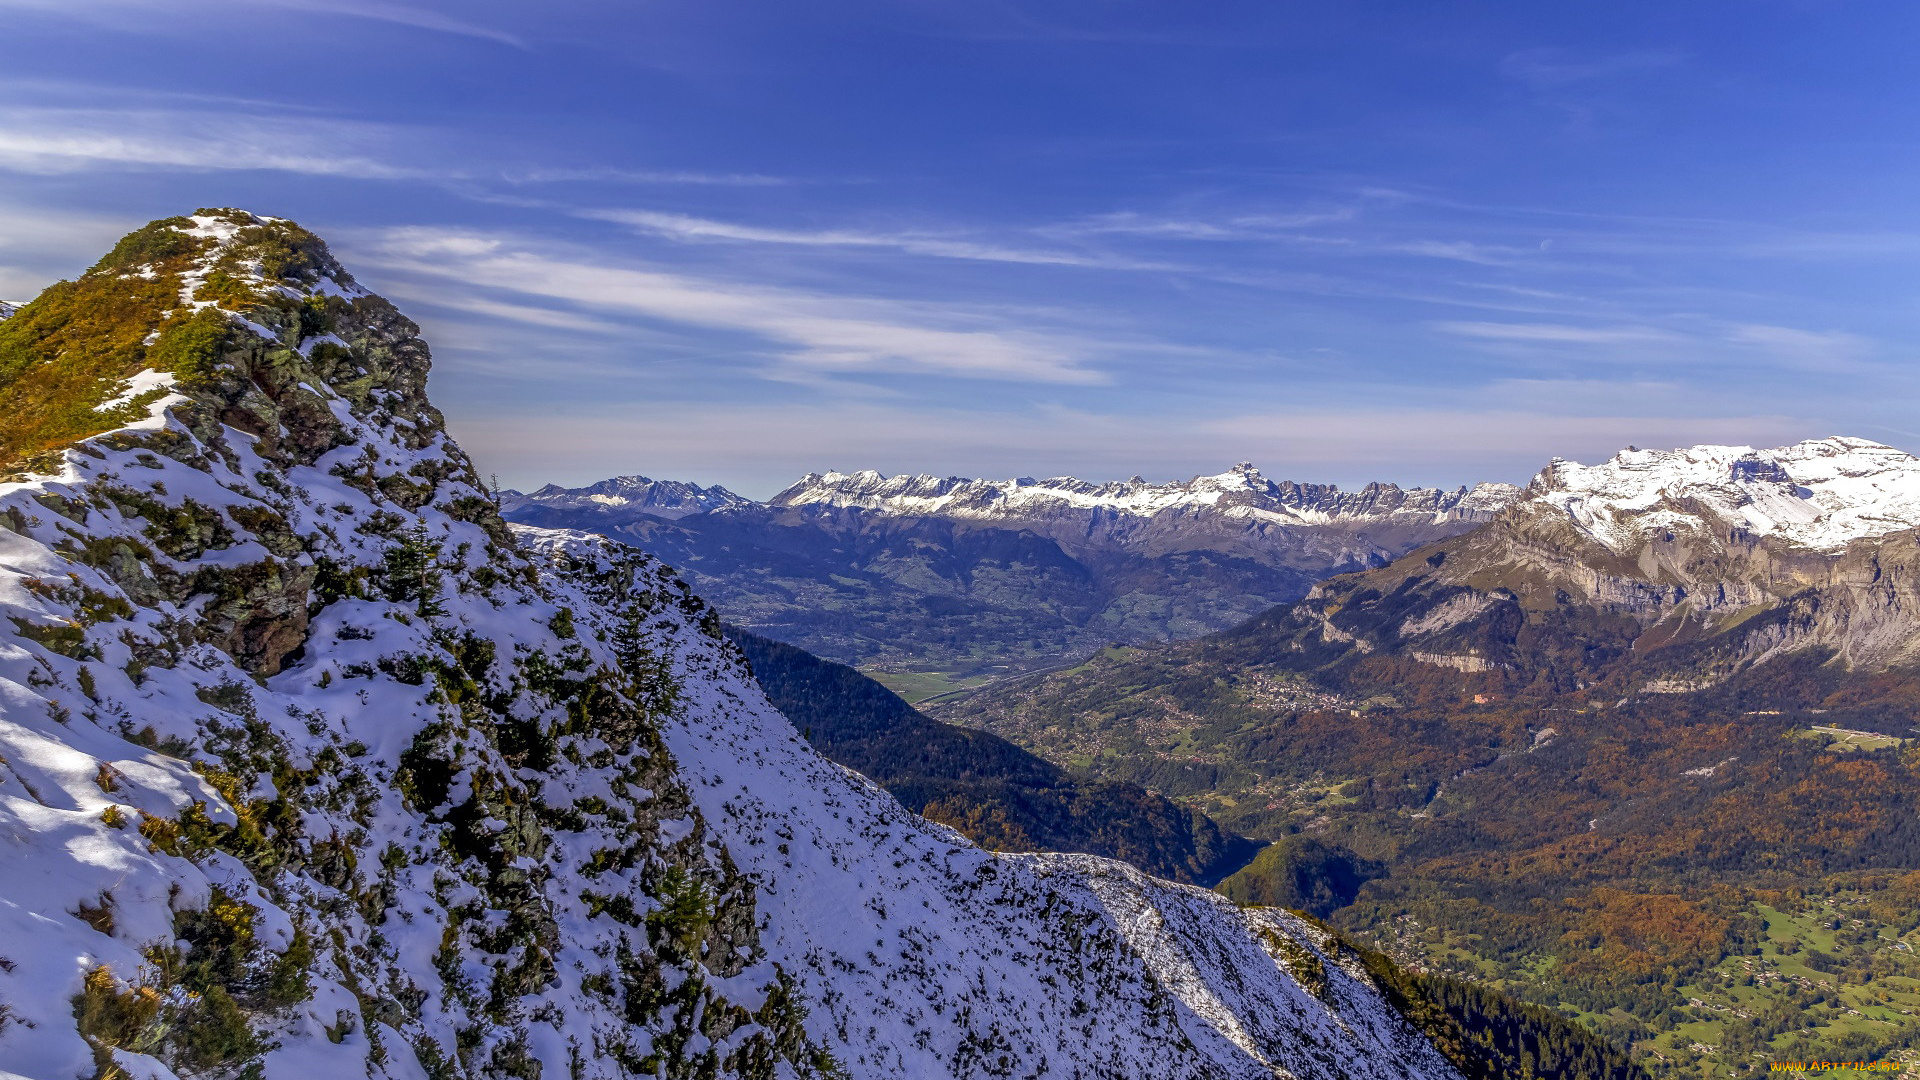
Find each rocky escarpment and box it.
[503,465,1519,670]
[0,211,1467,1080]
[1268,438,1920,690]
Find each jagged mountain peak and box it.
[0,208,443,482]
[504,474,752,520]
[770,464,1521,526]
[1527,435,1920,553]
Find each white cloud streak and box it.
[0,107,434,178]
[506,168,791,187]
[0,104,794,194]
[0,0,524,46]
[1434,321,1684,345]
[590,209,1178,270]
[361,228,1110,384]
[1044,207,1361,239]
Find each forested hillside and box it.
[730,633,1654,1079]
[727,628,1258,885]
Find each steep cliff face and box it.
[1267,438,1920,689]
[0,211,1463,1080]
[503,465,1519,670]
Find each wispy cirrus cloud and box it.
[0,103,785,192]
[505,168,791,187]
[0,106,436,178]
[0,0,525,47]
[359,228,1113,384]
[588,208,1178,270]
[373,282,634,337]
[1435,321,1684,345]
[1043,206,1361,239]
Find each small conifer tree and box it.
[383,524,446,618]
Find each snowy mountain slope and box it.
[525,529,1461,1080]
[0,301,19,321]
[505,476,753,520]
[1538,437,1920,554]
[503,466,1519,670]
[0,210,1464,1080]
[1234,437,1920,684]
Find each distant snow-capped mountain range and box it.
[504,438,1920,675]
[513,438,1920,552]
[509,463,1520,530]
[501,466,1523,669]
[766,463,1520,527]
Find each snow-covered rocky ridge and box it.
[505,477,753,520]
[1275,437,1920,682]
[772,463,1519,531]
[1536,437,1920,554]
[0,211,1464,1080]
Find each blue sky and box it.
[2,1,1917,496]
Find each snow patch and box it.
[1537,437,1920,553]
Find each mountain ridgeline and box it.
[0,209,1659,1080]
[949,437,1920,1074]
[501,466,1519,678]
